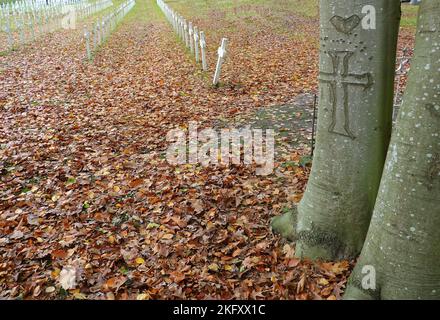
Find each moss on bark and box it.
[271,207,297,241]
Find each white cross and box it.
[184,20,189,47]
[18,18,25,45]
[200,31,208,71]
[194,26,200,63]
[213,38,228,86]
[96,22,100,47]
[179,17,184,40]
[93,22,97,50]
[84,26,91,60]
[5,19,13,50]
[101,19,105,43]
[189,22,194,54]
[29,20,35,41]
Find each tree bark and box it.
[345,0,440,299]
[272,0,401,260]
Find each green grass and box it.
[0,0,419,29]
[168,0,317,18]
[163,0,319,40]
[168,0,417,28]
[401,3,419,28]
[287,0,318,18]
[123,0,165,23]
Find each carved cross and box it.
[319,51,373,139]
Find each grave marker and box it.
[194,26,200,63]
[213,38,228,86]
[96,22,101,46]
[156,0,209,69]
[179,17,184,40]
[5,21,13,50]
[184,20,189,48]
[200,31,207,71]
[101,19,105,43]
[84,26,91,60]
[189,22,194,54]
[18,19,25,45]
[93,22,97,50]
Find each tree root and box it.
[270,206,297,241]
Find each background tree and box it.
[345,0,440,299]
[272,0,401,260]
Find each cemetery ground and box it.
[0,0,416,299]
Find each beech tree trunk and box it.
[345,0,440,299]
[272,0,401,260]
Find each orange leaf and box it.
[129,178,144,188]
[51,250,67,259]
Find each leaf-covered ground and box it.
[0,0,415,299]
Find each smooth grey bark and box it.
[345,0,440,299]
[272,0,401,260]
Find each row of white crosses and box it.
[0,0,113,52]
[156,0,207,71]
[0,0,80,19]
[1,0,86,32]
[156,0,228,86]
[83,0,135,61]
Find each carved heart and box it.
[330,15,361,34]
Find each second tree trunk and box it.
[345,0,440,299]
